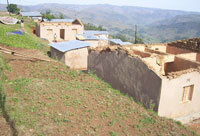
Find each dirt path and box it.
[0,44,52,62]
[0,115,12,136]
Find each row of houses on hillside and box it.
[31,16,132,69]
[21,11,200,124]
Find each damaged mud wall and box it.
[88,49,162,111]
[50,47,65,63]
[166,46,191,55]
[165,57,200,73]
[168,38,200,53]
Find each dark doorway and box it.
[60,29,65,39]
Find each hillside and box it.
[142,14,200,43]
[0,15,199,135]
[1,3,200,43]
[18,3,200,43]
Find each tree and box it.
[134,25,144,44]
[84,23,107,31]
[6,4,20,14]
[42,10,56,21]
[112,34,128,42]
[135,37,144,44]
[58,13,64,19]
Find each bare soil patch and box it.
[0,113,11,136]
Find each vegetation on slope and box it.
[2,56,198,136]
[0,16,49,50]
[84,23,107,31]
[0,14,198,136]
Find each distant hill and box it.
[0,4,6,11]
[142,14,200,43]
[1,3,200,43]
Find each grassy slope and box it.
[0,16,49,51]
[0,16,198,136]
[3,60,198,136]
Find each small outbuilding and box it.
[50,40,91,69]
[20,12,42,21]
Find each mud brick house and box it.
[50,40,91,69]
[88,42,200,124]
[36,19,84,42]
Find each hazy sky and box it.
[1,0,199,12]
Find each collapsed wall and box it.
[168,38,200,53]
[88,47,162,111]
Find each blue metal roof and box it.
[98,35,108,40]
[121,42,132,45]
[49,40,91,52]
[20,12,42,17]
[77,34,99,40]
[109,39,123,45]
[84,30,109,35]
[109,39,132,45]
[43,19,74,23]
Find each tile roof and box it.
[49,40,91,52]
[20,12,42,17]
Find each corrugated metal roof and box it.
[76,34,98,40]
[32,17,42,19]
[121,42,132,45]
[98,35,108,40]
[77,31,109,40]
[109,39,123,45]
[49,40,91,52]
[109,39,132,45]
[84,30,109,35]
[20,12,42,17]
[43,19,74,23]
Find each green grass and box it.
[0,23,40,49]
[0,16,48,50]
[0,17,198,135]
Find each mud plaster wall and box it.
[166,46,191,55]
[149,45,166,52]
[158,72,200,121]
[37,23,84,41]
[132,50,151,58]
[177,53,197,62]
[65,47,88,69]
[50,47,65,63]
[88,50,162,111]
[165,57,200,73]
[196,53,200,62]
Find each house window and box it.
[182,85,194,103]
[72,29,77,35]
